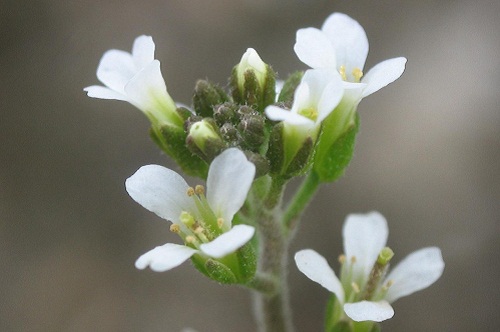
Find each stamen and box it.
[339,65,347,81]
[298,107,318,121]
[217,217,224,229]
[352,67,363,82]
[351,282,360,293]
[185,235,197,244]
[169,224,181,234]
[195,185,205,195]
[187,187,195,197]
[338,254,346,264]
[351,256,357,264]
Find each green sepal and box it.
[314,113,359,183]
[285,136,313,178]
[278,71,304,104]
[205,258,238,284]
[236,242,257,283]
[325,295,346,332]
[151,125,208,179]
[329,322,353,332]
[261,64,277,110]
[266,122,285,175]
[193,79,229,118]
[230,65,276,112]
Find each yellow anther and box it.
[169,224,180,233]
[351,282,360,293]
[386,280,394,288]
[339,65,347,81]
[298,107,318,121]
[351,256,357,264]
[217,218,224,229]
[195,185,205,195]
[185,235,196,244]
[338,254,346,264]
[194,226,204,234]
[187,187,195,196]
[352,67,363,82]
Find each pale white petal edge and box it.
[135,243,197,272]
[344,300,394,322]
[84,85,128,101]
[361,57,407,98]
[294,28,337,70]
[343,212,388,281]
[132,35,155,69]
[385,247,444,303]
[206,148,255,229]
[294,249,345,303]
[200,224,255,258]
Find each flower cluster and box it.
[85,11,443,330]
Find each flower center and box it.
[339,65,364,83]
[171,185,224,249]
[298,107,318,121]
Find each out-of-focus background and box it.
[1,0,499,331]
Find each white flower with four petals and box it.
[126,148,256,272]
[295,212,444,322]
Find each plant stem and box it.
[283,171,320,232]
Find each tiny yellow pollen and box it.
[351,282,360,293]
[195,185,205,195]
[187,187,195,196]
[169,224,180,233]
[338,254,346,264]
[352,67,363,82]
[339,65,347,81]
[185,235,196,244]
[217,218,224,229]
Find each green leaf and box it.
[314,113,359,183]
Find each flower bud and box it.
[213,102,238,125]
[192,79,229,117]
[231,48,276,111]
[238,114,265,151]
[186,119,225,162]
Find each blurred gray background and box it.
[1,0,499,331]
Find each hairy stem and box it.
[283,171,320,232]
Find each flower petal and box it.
[265,106,314,126]
[321,13,369,73]
[135,243,197,272]
[124,60,176,118]
[294,28,337,69]
[132,35,155,69]
[317,73,344,123]
[125,164,196,223]
[384,247,444,303]
[206,148,255,229]
[343,212,388,283]
[361,57,407,98]
[294,249,345,303]
[199,224,255,258]
[96,49,136,94]
[344,300,394,322]
[83,85,128,101]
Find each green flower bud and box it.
[231,48,276,111]
[220,123,241,144]
[238,114,266,151]
[213,102,238,125]
[192,79,229,117]
[186,119,225,162]
[244,151,270,178]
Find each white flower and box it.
[295,212,444,322]
[84,35,182,127]
[265,69,343,166]
[236,48,268,93]
[126,148,256,272]
[294,12,407,100]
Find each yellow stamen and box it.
[170,224,180,233]
[187,187,195,196]
[195,185,205,195]
[351,282,360,293]
[338,254,346,264]
[352,67,363,82]
[194,226,204,234]
[351,256,357,264]
[217,218,224,229]
[339,65,347,81]
[185,235,196,244]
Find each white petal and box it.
[132,35,155,69]
[199,224,255,258]
[96,49,136,94]
[321,13,369,72]
[135,243,197,272]
[361,57,407,98]
[294,249,345,303]
[344,300,394,322]
[125,164,196,223]
[83,85,128,101]
[317,74,344,123]
[124,60,176,115]
[206,149,255,229]
[265,106,314,126]
[294,28,337,70]
[343,212,388,282]
[384,247,445,303]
